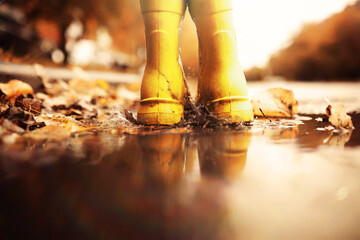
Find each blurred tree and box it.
[244,66,266,81]
[269,1,360,81]
[8,0,145,64]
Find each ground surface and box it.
[0,80,359,240]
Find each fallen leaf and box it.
[326,104,354,129]
[25,125,71,142]
[34,114,94,133]
[1,119,25,134]
[251,88,299,118]
[15,96,42,116]
[0,80,34,104]
[41,78,69,96]
[4,105,45,131]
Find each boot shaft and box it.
[188,0,232,18]
[189,0,238,68]
[140,0,185,15]
[141,0,186,66]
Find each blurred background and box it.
[1,0,360,81]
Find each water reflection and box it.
[323,129,354,147]
[296,117,355,149]
[0,130,254,239]
[137,133,185,187]
[262,126,299,140]
[198,131,251,181]
[2,115,358,180]
[1,115,359,239]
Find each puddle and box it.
[0,113,360,239]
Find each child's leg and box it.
[189,0,253,123]
[137,0,187,125]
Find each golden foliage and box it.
[269,2,360,80]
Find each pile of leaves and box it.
[0,75,139,146]
[1,71,355,146]
[0,80,44,134]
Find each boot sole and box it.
[137,98,184,125]
[207,96,254,123]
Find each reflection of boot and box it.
[137,0,188,125]
[198,131,251,180]
[189,0,253,123]
[138,133,185,186]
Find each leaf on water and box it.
[251,88,299,118]
[24,125,71,142]
[326,104,354,129]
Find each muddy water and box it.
[0,111,359,240]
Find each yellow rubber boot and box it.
[137,0,187,125]
[189,0,254,123]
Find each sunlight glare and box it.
[232,0,356,69]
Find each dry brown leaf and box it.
[1,119,25,134]
[15,96,42,116]
[34,115,95,133]
[42,79,70,96]
[25,125,71,142]
[326,104,353,129]
[252,88,299,118]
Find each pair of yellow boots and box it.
[137,0,254,125]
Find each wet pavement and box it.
[1,81,360,240]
